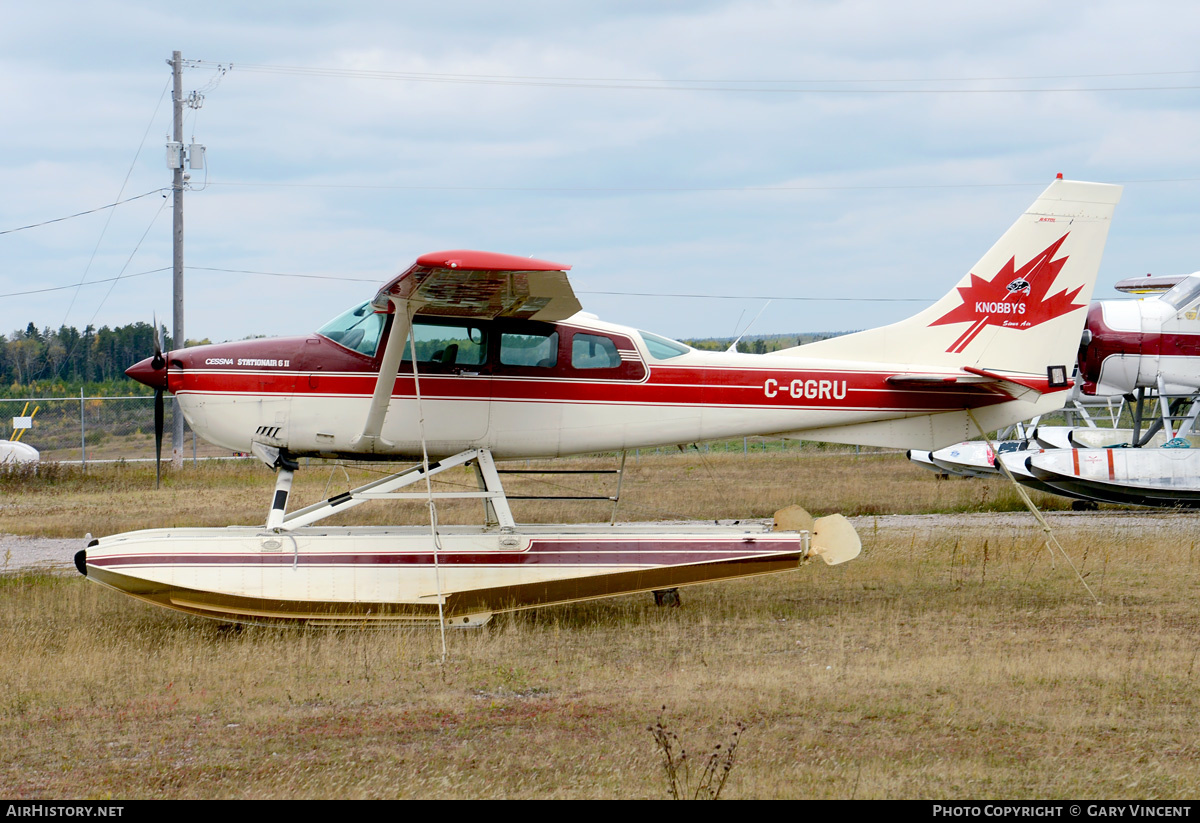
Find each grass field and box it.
[2,452,1199,799]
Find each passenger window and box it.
[572,333,620,369]
[501,331,559,367]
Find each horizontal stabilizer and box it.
[960,365,1069,398]
[885,373,991,387]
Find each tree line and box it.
[0,323,850,398]
[0,322,202,398]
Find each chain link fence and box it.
[0,396,899,466]
[0,396,236,464]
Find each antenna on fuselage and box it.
[726,299,772,353]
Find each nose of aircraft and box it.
[126,356,168,390]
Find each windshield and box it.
[317,301,387,356]
[638,330,691,360]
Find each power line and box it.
[200,175,1200,194]
[60,77,173,336]
[0,268,171,299]
[81,199,172,332]
[0,190,167,236]
[578,290,932,303]
[6,173,1194,239]
[202,179,1046,194]
[191,60,1200,94]
[0,264,931,303]
[188,266,378,283]
[0,265,375,300]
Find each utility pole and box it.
[164,52,210,470]
[169,50,185,468]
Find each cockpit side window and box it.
[317,302,387,356]
[1162,277,1200,312]
[638,331,691,360]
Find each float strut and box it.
[266,468,295,530]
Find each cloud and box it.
[2,1,1199,342]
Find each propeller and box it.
[125,318,170,489]
[125,321,172,489]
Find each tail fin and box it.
[784,178,1122,376]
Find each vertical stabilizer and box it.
[781,178,1122,378]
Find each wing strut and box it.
[350,297,412,452]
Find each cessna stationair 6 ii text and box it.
[79,177,1121,625]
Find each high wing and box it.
[1113,274,1187,295]
[371,249,580,321]
[354,250,582,453]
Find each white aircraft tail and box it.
[786,177,1121,375]
[779,177,1122,448]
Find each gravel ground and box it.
[850,509,1199,530]
[1,534,86,574]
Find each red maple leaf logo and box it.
[931,233,1084,353]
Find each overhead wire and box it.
[191,61,1200,84]
[189,60,1200,94]
[0,267,170,300]
[80,197,171,333]
[60,78,172,330]
[0,265,935,304]
[5,172,1193,247]
[203,179,1039,193]
[187,266,378,283]
[577,290,931,302]
[199,175,1200,194]
[0,190,167,237]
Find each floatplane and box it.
[913,270,1200,508]
[1021,271,1200,506]
[74,177,1121,625]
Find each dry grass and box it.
[0,449,1073,538]
[2,452,1199,798]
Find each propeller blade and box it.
[151,315,166,370]
[154,387,164,490]
[144,314,167,489]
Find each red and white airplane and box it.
[76,177,1121,625]
[1005,271,1200,506]
[1079,272,1200,400]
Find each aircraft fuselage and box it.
[1078,275,1200,396]
[128,310,1048,460]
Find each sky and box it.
[3,0,1200,345]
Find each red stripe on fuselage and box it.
[1081,302,1200,385]
[172,365,1015,413]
